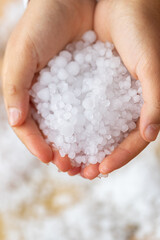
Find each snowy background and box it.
[0,1,160,240]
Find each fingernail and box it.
[8,108,21,126]
[145,124,160,142]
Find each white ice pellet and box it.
[105,49,113,58]
[57,68,69,81]
[65,104,72,112]
[66,61,80,76]
[133,95,141,103]
[121,124,129,133]
[82,30,96,44]
[74,53,85,65]
[60,122,74,137]
[39,72,53,86]
[30,31,143,168]
[89,156,97,164]
[82,98,94,110]
[59,50,72,62]
[75,41,84,50]
[37,88,50,102]
[68,152,76,159]
[62,92,76,104]
[64,112,71,120]
[128,122,137,130]
[55,56,68,68]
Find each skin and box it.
[2,0,160,179]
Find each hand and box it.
[2,0,95,175]
[81,0,160,179]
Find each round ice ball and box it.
[30,31,143,168]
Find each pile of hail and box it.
[30,31,143,167]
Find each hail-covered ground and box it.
[30,31,143,167]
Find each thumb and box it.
[137,51,160,142]
[2,24,37,127]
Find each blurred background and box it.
[0,1,160,240]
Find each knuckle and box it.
[155,101,160,110]
[118,146,131,156]
[147,100,160,111]
[5,83,17,96]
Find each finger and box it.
[52,151,71,172]
[68,167,81,176]
[136,52,160,142]
[80,167,86,178]
[13,112,53,163]
[99,123,148,174]
[81,163,100,180]
[2,27,37,127]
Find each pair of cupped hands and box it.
[2,0,160,179]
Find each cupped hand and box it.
[2,0,96,174]
[82,0,160,179]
